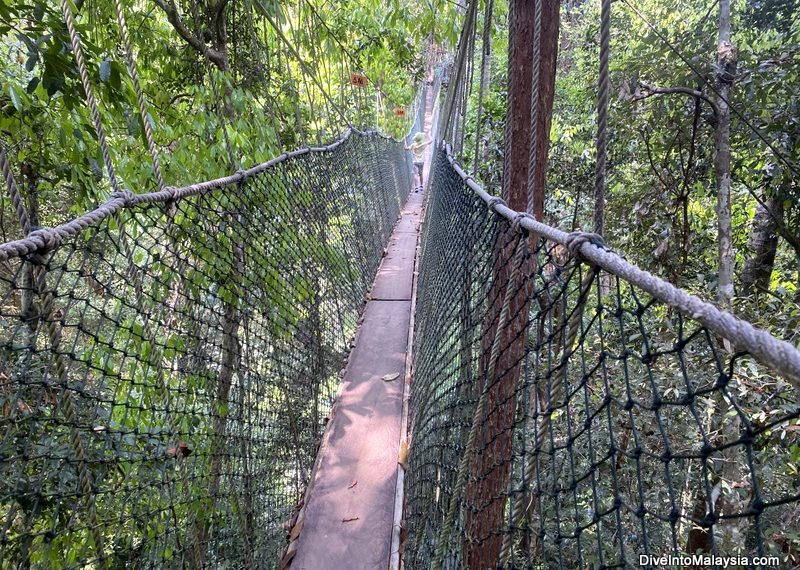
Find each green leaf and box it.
[99,59,111,82]
[25,51,38,71]
[8,84,24,111]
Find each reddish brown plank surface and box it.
[371,233,417,301]
[291,189,421,570]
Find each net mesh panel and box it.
[0,133,409,568]
[404,148,800,569]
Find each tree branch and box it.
[152,0,228,69]
[634,81,721,120]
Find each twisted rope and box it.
[59,0,120,194]
[0,131,360,263]
[472,0,494,175]
[501,0,518,196]
[443,144,800,390]
[1,149,31,235]
[112,0,166,191]
[594,0,611,236]
[526,0,543,215]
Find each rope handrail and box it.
[442,141,800,387]
[0,128,394,262]
[0,128,412,568]
[405,143,800,569]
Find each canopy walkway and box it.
[2,110,800,568]
[2,1,800,569]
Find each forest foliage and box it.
[1,0,800,566]
[460,0,799,336]
[1,0,460,226]
[0,0,453,567]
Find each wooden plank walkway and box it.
[290,77,436,570]
[289,189,424,570]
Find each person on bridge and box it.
[405,131,432,190]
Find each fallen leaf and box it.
[382,372,400,382]
[398,441,409,470]
[289,519,304,541]
[348,480,358,489]
[279,541,298,570]
[342,516,359,523]
[166,442,192,458]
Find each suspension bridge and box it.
[2,0,800,569]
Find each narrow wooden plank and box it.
[394,213,420,234]
[371,233,417,301]
[291,300,410,569]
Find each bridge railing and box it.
[0,131,410,569]
[404,144,800,569]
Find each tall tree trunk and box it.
[686,4,745,558]
[464,0,559,567]
[714,0,736,308]
[741,196,783,294]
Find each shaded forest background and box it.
[3,0,798,330]
[1,0,799,566]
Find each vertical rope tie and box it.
[112,0,165,192]
[55,2,124,564]
[594,0,611,236]
[526,0,543,216]
[60,0,120,194]
[1,149,32,236]
[501,0,518,196]
[473,0,494,176]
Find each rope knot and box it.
[27,227,62,253]
[486,196,507,212]
[110,189,135,207]
[512,212,536,234]
[165,186,179,202]
[564,231,606,261]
